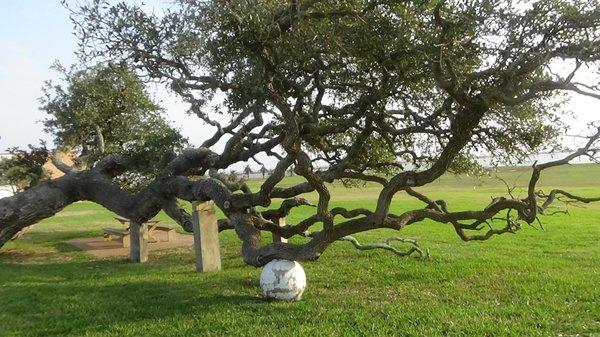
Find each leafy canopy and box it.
[70,0,594,176]
[0,144,49,192]
[41,63,188,189]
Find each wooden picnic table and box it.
[103,217,176,247]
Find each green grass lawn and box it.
[1,164,599,336]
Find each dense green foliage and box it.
[41,64,188,189]
[72,0,598,174]
[0,144,49,192]
[1,164,599,336]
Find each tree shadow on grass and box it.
[0,259,273,336]
[53,241,82,253]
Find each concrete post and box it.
[272,217,288,243]
[129,221,149,263]
[192,201,222,272]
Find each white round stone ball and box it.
[260,259,306,301]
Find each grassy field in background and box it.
[1,164,599,336]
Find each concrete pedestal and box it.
[129,222,149,263]
[192,201,222,272]
[272,217,288,243]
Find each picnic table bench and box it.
[103,227,131,247]
[103,217,176,247]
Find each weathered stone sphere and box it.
[260,259,306,301]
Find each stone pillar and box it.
[130,221,149,263]
[192,201,222,272]
[272,217,288,243]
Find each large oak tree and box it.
[1,0,600,266]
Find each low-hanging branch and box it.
[2,0,600,267]
[339,236,429,259]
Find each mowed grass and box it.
[1,164,599,336]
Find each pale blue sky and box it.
[0,0,597,158]
[0,0,196,152]
[0,1,77,149]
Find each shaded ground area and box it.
[0,165,599,336]
[66,233,193,258]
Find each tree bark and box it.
[0,175,80,247]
